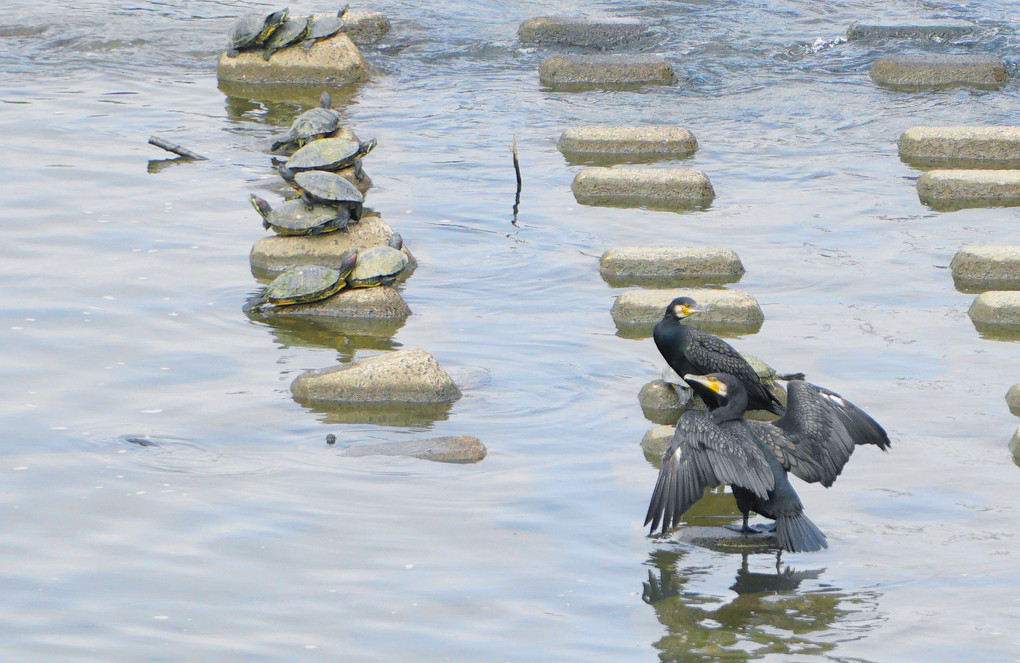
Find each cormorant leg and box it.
[724,512,759,534]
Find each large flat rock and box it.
[248,285,411,320]
[291,348,462,404]
[600,246,743,287]
[558,126,697,161]
[950,246,1020,292]
[539,54,675,89]
[519,16,647,48]
[611,288,764,335]
[968,291,1020,330]
[899,126,1020,168]
[572,167,714,210]
[870,54,1008,89]
[847,20,976,41]
[917,170,1020,210]
[217,30,368,87]
[340,436,486,463]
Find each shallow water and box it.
[2,0,1019,660]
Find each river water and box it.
[2,0,1019,660]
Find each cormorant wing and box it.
[767,380,890,487]
[683,329,781,412]
[645,410,775,534]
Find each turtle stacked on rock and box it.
[226,6,349,59]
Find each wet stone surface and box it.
[870,54,1009,89]
[951,246,1020,292]
[1006,384,1020,416]
[611,288,765,334]
[899,126,1020,168]
[572,167,714,209]
[342,12,391,46]
[518,16,647,48]
[217,31,368,87]
[968,291,1020,330]
[847,20,976,41]
[539,54,675,89]
[247,285,411,320]
[917,170,1020,210]
[639,379,691,425]
[558,126,698,161]
[600,247,744,287]
[641,425,676,467]
[339,436,487,464]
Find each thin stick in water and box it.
[511,134,522,225]
[148,135,208,160]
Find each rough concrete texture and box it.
[612,288,764,328]
[899,126,1020,165]
[252,285,411,320]
[291,348,462,404]
[342,12,391,45]
[519,16,647,48]
[341,436,486,463]
[870,54,1008,89]
[917,170,1020,209]
[217,30,368,86]
[847,20,976,40]
[1006,384,1020,416]
[539,54,675,88]
[639,380,692,425]
[1011,426,1020,460]
[641,425,675,467]
[572,168,714,209]
[950,246,1020,291]
[558,126,698,158]
[600,247,743,282]
[968,291,1020,328]
[250,215,413,277]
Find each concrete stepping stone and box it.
[250,215,413,278]
[611,288,764,335]
[917,170,1020,210]
[539,54,674,88]
[572,168,714,209]
[847,20,976,41]
[899,126,1020,167]
[217,29,368,87]
[870,54,1008,89]
[519,16,647,48]
[639,380,691,426]
[1006,384,1020,416]
[950,246,1020,292]
[291,348,462,404]
[339,436,486,463]
[248,285,411,321]
[343,11,391,45]
[558,126,698,162]
[600,247,743,287]
[641,425,675,467]
[968,291,1020,330]
[1011,427,1020,461]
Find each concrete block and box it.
[847,20,976,41]
[217,31,368,87]
[918,170,1020,210]
[291,348,461,404]
[899,126,1020,167]
[519,16,647,48]
[950,246,1020,292]
[870,54,1008,89]
[611,288,764,335]
[539,54,674,88]
[572,167,714,209]
[558,126,697,161]
[600,246,743,287]
[968,291,1020,329]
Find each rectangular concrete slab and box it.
[917,170,1020,210]
[870,54,1008,89]
[951,246,1020,292]
[600,247,743,287]
[558,126,698,160]
[518,16,647,48]
[572,167,714,210]
[539,54,675,89]
[847,20,976,40]
[968,291,1020,331]
[899,126,1020,167]
[611,288,764,336]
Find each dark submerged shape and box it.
[653,296,784,415]
[644,373,890,553]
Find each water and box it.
[2,0,1019,660]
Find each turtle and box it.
[273,159,365,220]
[347,245,408,288]
[249,194,352,236]
[262,250,359,306]
[261,14,311,60]
[227,8,289,57]
[301,5,349,50]
[269,91,342,152]
[285,136,377,179]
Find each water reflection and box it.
[247,313,404,358]
[643,548,860,661]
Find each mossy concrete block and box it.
[899,126,1020,167]
[639,379,692,425]
[870,54,1008,89]
[612,288,764,333]
[847,20,976,40]
[558,126,698,159]
[519,16,647,48]
[291,348,461,404]
[951,246,1020,291]
[572,168,714,209]
[1006,384,1020,416]
[217,31,369,87]
[250,215,413,278]
[600,247,743,286]
[968,291,1020,329]
[1011,427,1020,460]
[343,11,391,45]
[251,285,411,320]
[641,425,675,467]
[917,170,1020,210]
[539,54,675,88]
[341,436,486,463]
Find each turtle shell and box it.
[258,197,352,236]
[293,169,365,206]
[301,13,345,49]
[286,137,371,172]
[287,107,341,145]
[228,9,288,53]
[262,15,311,59]
[264,251,359,305]
[348,246,408,288]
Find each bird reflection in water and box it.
[642,548,850,661]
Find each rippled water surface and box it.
[2,0,1019,660]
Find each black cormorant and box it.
[644,373,890,553]
[653,296,785,415]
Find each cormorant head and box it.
[683,373,748,418]
[664,296,708,321]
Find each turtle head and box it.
[319,90,332,109]
[338,4,350,18]
[337,249,359,279]
[266,8,289,27]
[359,137,378,157]
[387,232,403,251]
[270,157,295,183]
[248,194,272,220]
[666,296,707,321]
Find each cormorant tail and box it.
[774,511,828,553]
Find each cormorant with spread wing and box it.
[653,297,786,415]
[644,373,890,552]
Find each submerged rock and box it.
[951,246,1020,292]
[611,288,764,335]
[600,247,744,287]
[340,435,486,463]
[539,54,675,89]
[291,348,462,404]
[217,31,368,87]
[572,168,714,209]
[342,11,391,45]
[968,291,1020,330]
[899,126,1020,168]
[870,54,1008,90]
[519,16,647,49]
[558,126,698,161]
[917,170,1020,210]
[847,20,976,41]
